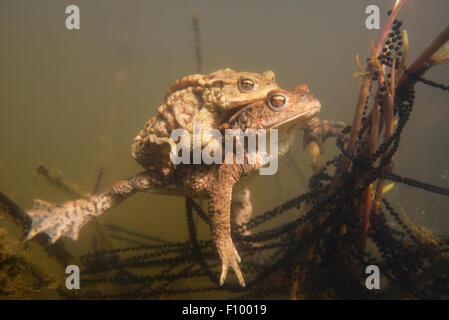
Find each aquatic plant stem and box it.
[371,24,449,219]
[399,24,449,88]
[92,166,104,194]
[191,11,203,74]
[295,2,409,294]
[358,102,381,249]
[337,1,408,186]
[34,163,84,198]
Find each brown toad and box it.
[132,68,278,171]
[25,84,321,287]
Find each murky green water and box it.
[0,0,448,299]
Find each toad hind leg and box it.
[26,170,179,243]
[208,182,245,287]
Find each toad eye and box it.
[268,92,288,110]
[238,78,255,92]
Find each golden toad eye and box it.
[268,93,288,110]
[238,78,255,92]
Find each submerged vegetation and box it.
[1,1,448,299]
[0,228,54,298]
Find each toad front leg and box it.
[303,117,346,152]
[208,180,245,287]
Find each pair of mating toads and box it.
[26,69,344,287]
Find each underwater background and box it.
[0,0,448,299]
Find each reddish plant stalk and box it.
[329,1,408,194]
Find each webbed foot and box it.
[26,198,98,243]
[217,237,245,287]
